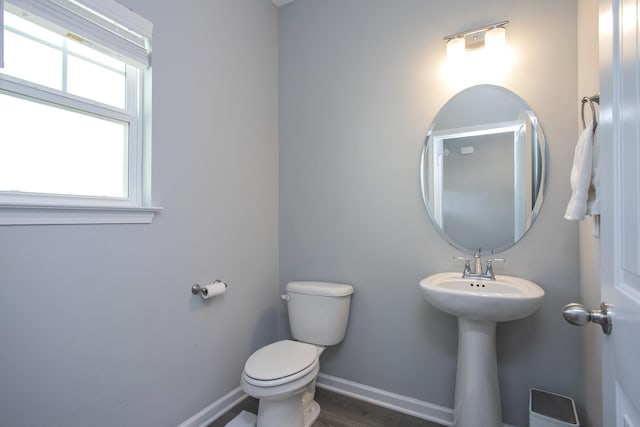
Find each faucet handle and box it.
[485,258,505,279]
[453,256,472,277]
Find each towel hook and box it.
[581,92,600,131]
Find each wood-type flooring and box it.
[208,387,445,427]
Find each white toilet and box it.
[238,281,354,427]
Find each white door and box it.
[599,0,640,424]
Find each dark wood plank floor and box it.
[208,387,445,427]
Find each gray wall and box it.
[0,1,279,426]
[279,1,581,426]
[577,0,602,426]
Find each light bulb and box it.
[446,37,465,60]
[485,27,506,51]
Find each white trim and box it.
[316,374,518,427]
[0,76,132,122]
[430,120,521,139]
[316,373,454,426]
[176,375,519,427]
[0,204,161,225]
[177,387,248,427]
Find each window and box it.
[0,0,158,224]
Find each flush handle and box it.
[562,302,612,335]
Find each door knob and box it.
[562,302,612,335]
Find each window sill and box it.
[0,204,162,225]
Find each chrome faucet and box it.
[473,252,483,276]
[454,251,505,280]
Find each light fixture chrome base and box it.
[444,21,509,50]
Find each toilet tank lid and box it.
[286,281,354,297]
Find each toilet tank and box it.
[285,281,354,346]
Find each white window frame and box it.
[0,0,160,225]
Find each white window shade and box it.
[5,0,151,67]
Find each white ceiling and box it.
[272,0,297,6]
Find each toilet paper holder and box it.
[191,280,228,296]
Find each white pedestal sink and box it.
[419,272,545,427]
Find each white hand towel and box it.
[565,122,596,220]
[587,127,600,216]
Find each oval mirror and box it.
[420,85,547,254]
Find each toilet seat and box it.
[243,340,319,387]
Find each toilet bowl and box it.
[240,340,323,427]
[233,281,354,427]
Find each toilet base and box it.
[303,400,320,427]
[257,391,304,427]
[225,399,319,427]
[301,384,320,426]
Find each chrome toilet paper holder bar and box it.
[191,280,228,296]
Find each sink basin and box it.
[419,272,545,322]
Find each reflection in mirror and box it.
[420,85,547,254]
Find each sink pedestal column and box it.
[454,319,502,427]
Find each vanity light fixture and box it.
[444,21,509,57]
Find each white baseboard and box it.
[316,374,518,427]
[177,375,518,427]
[316,373,454,426]
[177,387,248,427]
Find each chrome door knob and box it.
[563,302,612,335]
